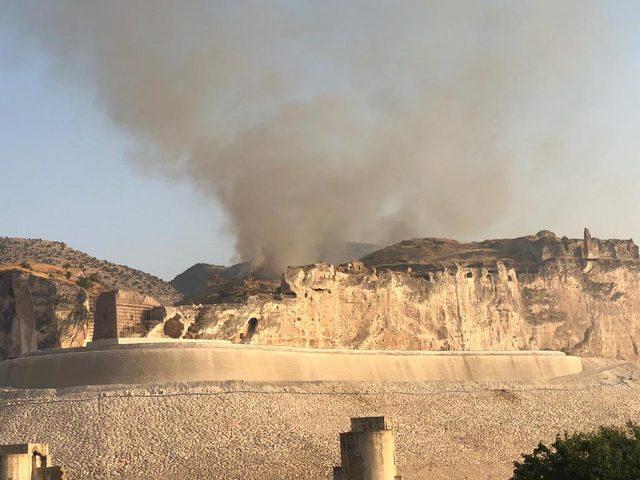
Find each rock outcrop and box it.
[0,270,89,359]
[143,230,640,360]
[169,242,380,303]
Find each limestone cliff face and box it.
[5,230,640,362]
[160,258,640,360]
[0,270,89,359]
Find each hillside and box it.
[361,229,639,272]
[0,237,181,304]
[170,242,380,304]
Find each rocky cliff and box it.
[169,242,381,304]
[5,229,640,361]
[0,237,181,359]
[142,230,640,360]
[0,268,89,359]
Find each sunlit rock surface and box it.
[0,270,88,359]
[4,229,640,361]
[155,230,640,360]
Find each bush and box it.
[512,422,640,480]
[76,276,92,289]
[19,261,32,270]
[65,271,72,280]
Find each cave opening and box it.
[241,317,259,344]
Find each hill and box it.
[170,242,380,304]
[0,237,181,304]
[361,229,639,272]
[137,229,640,361]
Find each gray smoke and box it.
[5,1,607,274]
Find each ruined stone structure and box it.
[334,417,401,480]
[582,228,639,260]
[92,290,160,341]
[0,443,65,480]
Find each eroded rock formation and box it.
[142,230,640,360]
[0,270,89,359]
[4,229,640,361]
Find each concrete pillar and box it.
[0,453,32,480]
[333,417,400,480]
[39,466,65,480]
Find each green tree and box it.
[512,422,640,480]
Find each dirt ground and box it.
[0,358,638,480]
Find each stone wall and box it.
[93,290,160,341]
[0,345,581,389]
[583,228,639,260]
[360,229,640,274]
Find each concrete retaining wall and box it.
[0,342,582,389]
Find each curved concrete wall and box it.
[0,342,582,389]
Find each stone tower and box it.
[0,443,65,480]
[583,227,594,259]
[333,417,401,480]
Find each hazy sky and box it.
[2,1,640,280]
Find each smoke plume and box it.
[5,1,607,273]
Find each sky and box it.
[0,23,235,279]
[1,2,640,280]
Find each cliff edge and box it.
[142,229,640,360]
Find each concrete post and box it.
[0,444,61,480]
[0,453,32,480]
[333,417,401,480]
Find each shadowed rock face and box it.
[0,271,89,359]
[169,242,381,304]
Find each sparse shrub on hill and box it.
[76,276,93,289]
[19,260,32,270]
[511,422,640,480]
[1,237,181,303]
[65,271,72,280]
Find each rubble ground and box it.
[0,358,638,480]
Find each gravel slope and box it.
[0,360,638,480]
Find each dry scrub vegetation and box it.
[0,237,180,304]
